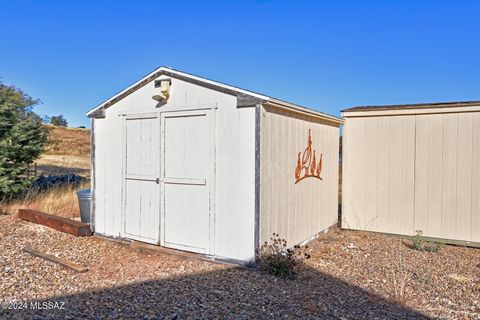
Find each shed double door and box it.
[123,110,213,253]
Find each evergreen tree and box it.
[0,83,48,198]
[50,115,68,127]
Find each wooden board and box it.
[17,209,92,237]
[130,240,202,261]
[22,247,88,273]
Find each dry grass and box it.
[44,125,90,157]
[0,182,89,218]
[387,240,414,304]
[0,126,91,217]
[37,126,90,176]
[36,154,90,176]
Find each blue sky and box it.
[1,0,479,127]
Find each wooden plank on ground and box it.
[130,241,202,260]
[22,247,88,273]
[17,209,92,237]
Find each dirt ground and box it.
[0,214,479,319]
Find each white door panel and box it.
[161,110,212,253]
[164,184,210,252]
[123,116,160,244]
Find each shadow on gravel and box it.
[1,263,431,319]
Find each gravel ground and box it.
[0,214,478,319]
[307,230,480,319]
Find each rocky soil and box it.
[0,214,479,319]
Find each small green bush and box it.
[411,230,444,253]
[256,233,310,279]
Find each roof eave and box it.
[341,100,480,113]
[342,103,480,118]
[266,98,343,126]
[86,66,343,126]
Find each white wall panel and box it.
[93,119,106,235]
[213,106,256,261]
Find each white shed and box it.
[342,101,480,246]
[87,67,341,263]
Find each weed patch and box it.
[256,233,310,279]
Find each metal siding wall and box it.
[343,111,480,243]
[260,105,339,247]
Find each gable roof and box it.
[87,66,341,124]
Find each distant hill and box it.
[33,126,91,177]
[44,125,90,157]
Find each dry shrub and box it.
[387,240,414,304]
[256,233,311,279]
[0,181,89,218]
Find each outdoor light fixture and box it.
[152,78,171,102]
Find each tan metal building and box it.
[342,101,480,245]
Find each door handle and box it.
[156,178,160,184]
